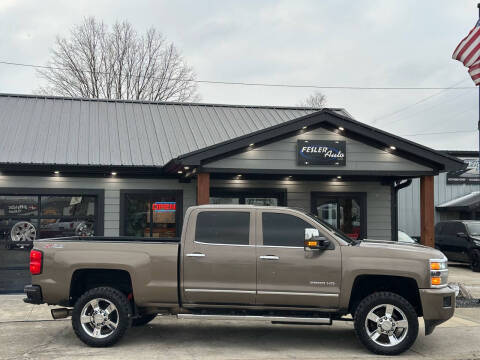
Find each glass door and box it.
[311,192,366,240]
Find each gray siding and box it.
[398,172,480,237]
[0,176,196,236]
[206,127,432,172]
[211,179,392,240]
[0,176,392,239]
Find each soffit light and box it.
[338,126,344,131]
[111,172,117,176]
[54,170,60,175]
[389,145,396,150]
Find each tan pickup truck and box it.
[24,205,454,355]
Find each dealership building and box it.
[0,93,464,293]
[398,151,480,238]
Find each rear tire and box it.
[132,314,157,327]
[354,291,418,355]
[471,249,480,272]
[72,287,131,347]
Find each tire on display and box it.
[353,291,419,356]
[472,249,480,272]
[72,287,131,347]
[132,314,157,327]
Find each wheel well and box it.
[69,269,133,305]
[348,275,422,316]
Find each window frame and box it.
[0,188,104,237]
[119,189,183,239]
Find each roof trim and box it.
[170,109,465,173]
[0,92,332,111]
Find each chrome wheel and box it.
[10,221,36,242]
[80,298,119,339]
[364,303,409,347]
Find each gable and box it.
[203,127,434,174]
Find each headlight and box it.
[474,240,480,247]
[429,258,448,288]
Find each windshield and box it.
[466,223,480,236]
[300,210,355,244]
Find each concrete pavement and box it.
[1,293,480,360]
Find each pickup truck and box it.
[24,205,455,355]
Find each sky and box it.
[0,0,479,150]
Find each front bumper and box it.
[420,285,455,335]
[23,285,43,304]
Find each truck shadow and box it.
[123,320,365,353]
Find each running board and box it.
[177,313,332,325]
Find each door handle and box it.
[186,253,206,257]
[259,255,279,260]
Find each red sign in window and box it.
[152,202,176,212]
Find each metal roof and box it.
[0,93,351,167]
[437,191,480,211]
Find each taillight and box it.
[30,250,43,275]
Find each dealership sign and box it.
[297,140,346,166]
[447,157,480,184]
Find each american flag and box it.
[453,19,480,85]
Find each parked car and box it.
[24,205,455,355]
[398,230,417,244]
[435,220,480,272]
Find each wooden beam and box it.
[197,173,210,205]
[420,175,435,247]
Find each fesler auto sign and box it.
[297,140,346,166]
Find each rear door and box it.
[255,209,341,308]
[182,208,256,305]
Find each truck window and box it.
[262,212,312,247]
[195,211,250,245]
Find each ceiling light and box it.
[337,175,342,179]
[249,143,254,147]
[54,170,60,175]
[111,172,117,176]
[237,174,242,177]
[338,126,344,131]
[184,166,189,170]
[178,170,183,174]
[302,126,307,129]
[389,145,396,150]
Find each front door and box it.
[182,208,256,305]
[312,192,366,240]
[255,209,342,308]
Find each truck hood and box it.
[357,239,446,260]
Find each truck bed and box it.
[33,237,180,307]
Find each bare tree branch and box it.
[37,17,199,102]
[298,91,327,108]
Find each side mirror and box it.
[304,236,330,251]
[457,232,467,238]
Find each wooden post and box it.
[420,175,435,247]
[197,173,210,205]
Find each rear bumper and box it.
[23,285,43,304]
[420,286,455,335]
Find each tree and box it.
[37,17,199,102]
[298,91,327,108]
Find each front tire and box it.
[354,292,418,355]
[72,287,131,347]
[471,249,480,272]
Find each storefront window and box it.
[0,194,98,246]
[122,191,182,238]
[210,189,286,206]
[312,193,365,240]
